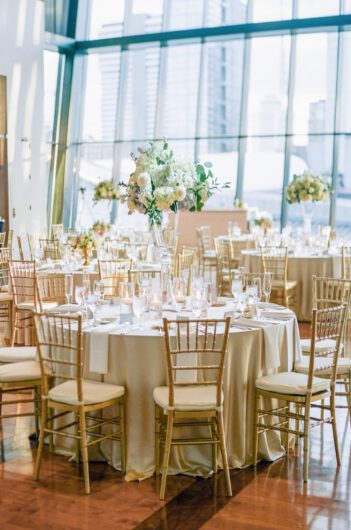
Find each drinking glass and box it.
[133,294,147,322]
[64,274,73,304]
[263,272,272,309]
[75,286,84,306]
[172,278,186,310]
[191,288,206,318]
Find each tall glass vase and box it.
[301,201,315,236]
[152,211,180,304]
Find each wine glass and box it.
[64,274,73,304]
[172,278,186,310]
[133,294,147,323]
[75,286,84,307]
[253,277,262,318]
[191,288,206,318]
[263,272,272,310]
[93,280,105,309]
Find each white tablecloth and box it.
[242,250,342,322]
[54,303,300,480]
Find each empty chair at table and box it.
[196,225,216,276]
[0,232,5,248]
[39,238,61,260]
[176,247,197,295]
[231,238,249,268]
[215,237,236,297]
[253,303,347,482]
[154,317,232,499]
[261,246,297,311]
[33,312,126,494]
[37,273,66,308]
[98,259,131,298]
[342,246,351,280]
[0,247,13,338]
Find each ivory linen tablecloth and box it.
[63,306,300,481]
[242,250,342,322]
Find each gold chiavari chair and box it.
[33,313,126,494]
[6,229,13,254]
[154,317,232,500]
[39,238,61,260]
[0,248,13,339]
[37,274,66,308]
[8,260,57,345]
[196,226,217,276]
[299,276,351,414]
[261,246,297,311]
[243,271,265,287]
[214,238,235,296]
[98,259,131,298]
[17,235,25,260]
[128,268,161,291]
[176,248,197,295]
[253,304,347,482]
[231,238,249,268]
[0,232,5,247]
[342,246,351,279]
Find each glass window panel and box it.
[198,139,238,209]
[297,0,340,18]
[120,45,160,141]
[344,0,351,13]
[250,0,292,22]
[86,0,125,39]
[242,137,285,224]
[125,0,163,33]
[44,50,60,143]
[292,33,337,134]
[76,143,114,229]
[199,39,244,138]
[160,43,201,138]
[166,0,205,30]
[206,0,248,26]
[81,50,121,141]
[339,32,351,132]
[246,35,290,135]
[45,0,72,36]
[335,136,351,238]
[287,135,333,227]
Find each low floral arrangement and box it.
[93,180,120,203]
[92,221,110,236]
[70,232,95,250]
[253,216,273,230]
[118,139,227,225]
[286,171,332,204]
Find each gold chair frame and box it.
[155,317,232,499]
[261,246,297,311]
[33,313,126,494]
[342,246,351,280]
[98,259,132,298]
[253,303,347,482]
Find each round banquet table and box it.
[242,250,343,322]
[54,302,301,481]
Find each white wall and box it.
[0,0,47,237]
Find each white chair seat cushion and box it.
[48,379,125,406]
[0,292,12,302]
[0,285,9,292]
[271,280,297,290]
[17,301,58,311]
[295,356,351,376]
[300,338,341,354]
[255,371,330,395]
[0,361,41,382]
[0,346,37,363]
[153,384,223,411]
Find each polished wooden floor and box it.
[1,324,351,529]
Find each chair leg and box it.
[34,387,40,439]
[284,402,290,453]
[160,410,174,501]
[0,387,2,417]
[330,392,341,466]
[75,412,80,464]
[11,310,17,346]
[217,410,232,496]
[34,399,47,480]
[295,404,300,447]
[252,392,260,466]
[155,404,161,476]
[79,407,90,494]
[303,405,310,483]
[119,399,126,474]
[211,417,218,474]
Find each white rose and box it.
[137,172,150,188]
[175,185,186,201]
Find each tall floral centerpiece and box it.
[285,171,332,234]
[119,139,225,265]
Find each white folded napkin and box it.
[260,309,293,320]
[90,321,126,374]
[238,317,280,370]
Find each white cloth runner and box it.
[90,322,128,374]
[238,317,281,370]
